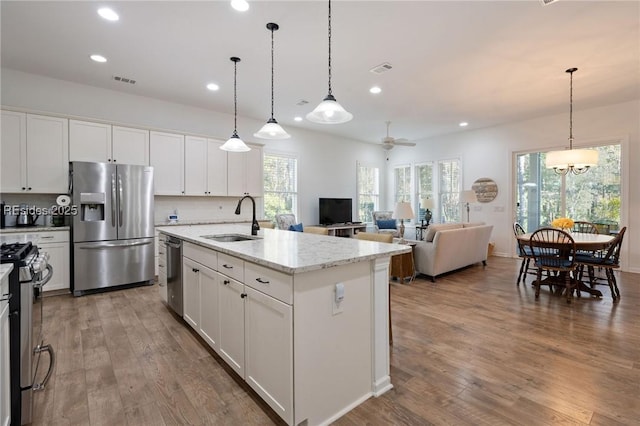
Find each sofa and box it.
[413,222,493,281]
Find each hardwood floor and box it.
[33,257,640,425]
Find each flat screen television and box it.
[319,198,352,225]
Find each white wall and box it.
[1,68,386,227]
[386,99,640,273]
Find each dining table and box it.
[516,231,615,298]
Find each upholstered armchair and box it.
[275,213,298,230]
[372,211,399,237]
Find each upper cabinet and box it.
[228,145,263,197]
[69,119,149,165]
[150,131,184,195]
[184,136,228,196]
[1,111,69,193]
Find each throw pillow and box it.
[289,223,304,232]
[376,219,396,230]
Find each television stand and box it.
[324,223,367,238]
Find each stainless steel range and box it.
[0,241,54,425]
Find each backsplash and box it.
[1,193,61,227]
[154,195,265,225]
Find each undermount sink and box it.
[200,233,262,242]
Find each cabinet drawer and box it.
[245,263,292,305]
[183,242,217,269]
[1,230,69,244]
[217,252,244,282]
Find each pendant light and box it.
[220,57,251,152]
[545,68,598,175]
[306,0,353,124]
[254,23,291,139]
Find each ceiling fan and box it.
[379,121,416,150]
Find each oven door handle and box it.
[33,264,54,289]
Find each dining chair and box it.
[528,227,578,303]
[356,231,394,343]
[513,222,536,286]
[575,226,626,302]
[572,221,599,234]
[274,213,297,230]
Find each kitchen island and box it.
[158,224,410,426]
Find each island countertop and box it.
[157,223,411,274]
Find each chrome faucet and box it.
[235,195,260,236]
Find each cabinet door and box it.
[150,131,184,195]
[26,114,69,193]
[39,242,70,292]
[69,119,111,163]
[198,266,219,351]
[218,277,245,377]
[0,110,26,192]
[184,135,208,196]
[245,146,263,197]
[227,151,246,197]
[207,139,228,196]
[244,285,293,424]
[112,126,149,165]
[183,257,200,330]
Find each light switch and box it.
[333,283,344,315]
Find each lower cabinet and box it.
[218,276,245,376]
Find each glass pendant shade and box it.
[221,132,250,152]
[254,118,290,139]
[545,67,598,175]
[306,94,353,124]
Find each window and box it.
[393,165,411,204]
[263,153,297,220]
[356,162,380,223]
[415,162,434,222]
[515,143,621,233]
[438,159,461,223]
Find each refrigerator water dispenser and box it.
[80,192,105,222]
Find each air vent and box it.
[112,75,136,85]
[296,99,309,106]
[369,62,392,74]
[540,0,560,5]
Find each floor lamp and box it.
[393,201,415,243]
[460,190,477,223]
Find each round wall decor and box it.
[472,177,498,203]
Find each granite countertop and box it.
[0,264,14,282]
[158,223,410,275]
[0,225,70,234]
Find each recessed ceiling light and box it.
[97,7,119,21]
[459,122,469,127]
[206,83,220,91]
[369,86,382,94]
[294,116,303,122]
[90,54,107,63]
[230,0,249,12]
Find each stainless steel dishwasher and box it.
[165,236,183,316]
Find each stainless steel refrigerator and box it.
[70,161,154,296]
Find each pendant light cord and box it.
[327,0,332,96]
[270,25,275,119]
[233,59,238,135]
[567,68,576,149]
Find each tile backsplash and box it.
[1,193,60,226]
[154,195,265,225]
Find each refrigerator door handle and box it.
[111,173,117,227]
[118,174,124,227]
[78,240,153,249]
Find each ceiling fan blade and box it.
[394,141,416,146]
[393,138,409,143]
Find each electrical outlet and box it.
[332,283,344,315]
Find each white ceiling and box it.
[1,1,639,145]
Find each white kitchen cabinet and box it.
[0,111,68,194]
[198,267,219,350]
[227,145,263,197]
[0,230,70,293]
[1,268,11,426]
[244,285,293,423]
[112,126,149,165]
[157,232,167,302]
[184,136,228,196]
[182,257,200,330]
[218,275,245,377]
[69,120,149,166]
[150,131,184,195]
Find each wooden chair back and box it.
[572,221,599,234]
[528,227,576,271]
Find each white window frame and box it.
[356,161,380,223]
[415,161,435,223]
[263,151,298,220]
[437,158,461,223]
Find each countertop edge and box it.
[0,226,70,234]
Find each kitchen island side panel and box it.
[293,261,373,425]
